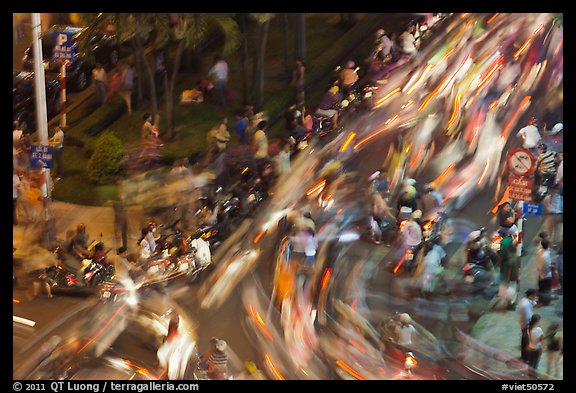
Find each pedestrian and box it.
[119,61,135,113]
[525,313,544,378]
[141,113,156,142]
[291,57,306,106]
[497,201,517,235]
[252,120,270,173]
[208,54,229,107]
[542,186,562,248]
[49,125,65,179]
[497,228,520,309]
[554,151,563,195]
[544,323,562,378]
[536,239,553,306]
[92,63,108,106]
[519,288,538,363]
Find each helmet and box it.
[345,60,355,69]
[376,29,386,38]
[411,210,422,219]
[468,230,481,242]
[552,123,563,133]
[399,313,411,324]
[538,143,548,152]
[403,178,416,186]
[215,339,227,352]
[528,116,537,125]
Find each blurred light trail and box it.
[78,303,127,353]
[336,360,366,380]
[486,13,500,24]
[339,132,356,152]
[374,87,401,107]
[306,180,326,196]
[500,95,531,138]
[265,353,285,380]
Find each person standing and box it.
[542,186,562,248]
[119,61,135,113]
[49,126,65,179]
[291,57,306,106]
[92,63,108,106]
[208,54,229,107]
[536,239,553,306]
[525,314,544,378]
[498,229,520,309]
[519,288,538,363]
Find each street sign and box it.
[30,144,53,168]
[523,202,543,216]
[507,175,533,202]
[53,31,76,61]
[506,148,536,176]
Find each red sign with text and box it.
[507,175,533,202]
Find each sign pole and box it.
[31,13,55,246]
[60,60,67,128]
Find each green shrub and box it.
[87,131,125,184]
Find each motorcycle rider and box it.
[68,223,91,260]
[370,189,397,245]
[516,116,542,154]
[398,178,419,212]
[315,85,341,129]
[207,339,230,380]
[466,229,494,271]
[534,143,557,189]
[338,60,359,96]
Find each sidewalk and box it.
[466,225,564,379]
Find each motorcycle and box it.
[82,258,115,288]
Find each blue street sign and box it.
[523,202,543,216]
[53,29,77,60]
[30,144,53,168]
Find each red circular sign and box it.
[506,148,536,176]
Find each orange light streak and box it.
[375,87,401,106]
[320,268,332,289]
[478,61,501,89]
[406,64,434,95]
[385,114,399,125]
[393,252,408,273]
[490,186,510,214]
[339,132,356,152]
[306,180,326,196]
[248,304,273,340]
[447,94,461,129]
[78,303,127,353]
[348,339,367,353]
[401,99,415,109]
[336,360,366,380]
[477,159,490,185]
[265,353,285,380]
[354,127,388,150]
[431,162,456,187]
[513,38,532,59]
[450,20,472,45]
[253,229,266,244]
[13,298,20,303]
[486,13,500,24]
[500,95,531,138]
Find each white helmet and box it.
[468,230,481,242]
[399,313,411,324]
[376,29,386,38]
[552,123,563,134]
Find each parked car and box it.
[13,70,62,133]
[22,25,120,92]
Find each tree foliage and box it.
[87,131,125,184]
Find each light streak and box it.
[336,359,366,380]
[78,303,127,353]
[447,94,461,130]
[477,159,490,185]
[486,13,500,24]
[306,180,326,196]
[500,95,531,138]
[339,132,356,152]
[431,162,456,187]
[265,353,285,380]
[374,87,401,106]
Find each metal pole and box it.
[31,13,55,246]
[60,60,67,128]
